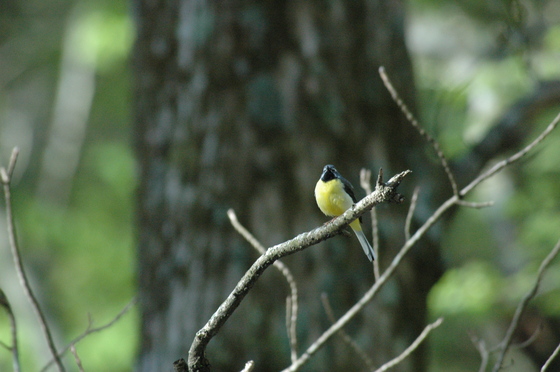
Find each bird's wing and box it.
[340,175,363,223]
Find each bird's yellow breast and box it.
[314,179,354,217]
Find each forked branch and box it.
[492,238,560,372]
[187,169,411,372]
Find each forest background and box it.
[1,0,560,371]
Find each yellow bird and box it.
[315,164,376,261]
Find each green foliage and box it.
[72,8,134,72]
[0,0,136,368]
[412,1,560,370]
[429,261,503,316]
[10,141,137,370]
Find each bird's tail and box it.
[353,229,376,262]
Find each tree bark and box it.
[133,0,442,371]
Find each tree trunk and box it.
[133,0,443,371]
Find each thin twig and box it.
[1,147,65,372]
[461,111,560,197]
[513,323,542,349]
[374,317,444,372]
[455,200,495,208]
[404,187,420,241]
[471,320,541,370]
[379,66,459,197]
[320,293,375,370]
[41,297,138,372]
[492,238,560,372]
[286,296,299,362]
[70,345,85,372]
[541,342,560,372]
[0,289,20,372]
[228,209,299,363]
[360,168,380,280]
[469,332,490,372]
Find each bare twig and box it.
[70,345,84,372]
[41,297,138,372]
[188,169,411,372]
[1,147,65,372]
[0,289,20,372]
[492,237,560,372]
[404,187,420,241]
[469,332,490,372]
[541,342,560,372]
[471,297,543,370]
[455,200,495,208]
[461,111,560,197]
[0,147,19,182]
[320,293,375,370]
[285,296,298,363]
[374,317,443,372]
[379,66,459,197]
[227,209,299,363]
[227,209,267,255]
[513,323,542,349]
[360,168,380,280]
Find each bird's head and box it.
[320,164,339,182]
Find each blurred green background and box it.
[1,0,559,371]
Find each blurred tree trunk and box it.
[133,0,443,371]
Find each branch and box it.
[227,209,299,363]
[285,296,298,364]
[457,80,560,181]
[455,200,494,208]
[174,358,188,372]
[1,147,65,372]
[461,111,560,196]
[469,332,490,372]
[404,187,420,241]
[320,293,375,370]
[0,289,20,372]
[187,169,411,371]
[512,324,542,350]
[70,345,85,372]
[40,297,138,372]
[492,237,560,372]
[542,342,560,372]
[374,317,444,372]
[379,66,459,197]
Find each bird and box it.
[314,164,376,261]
